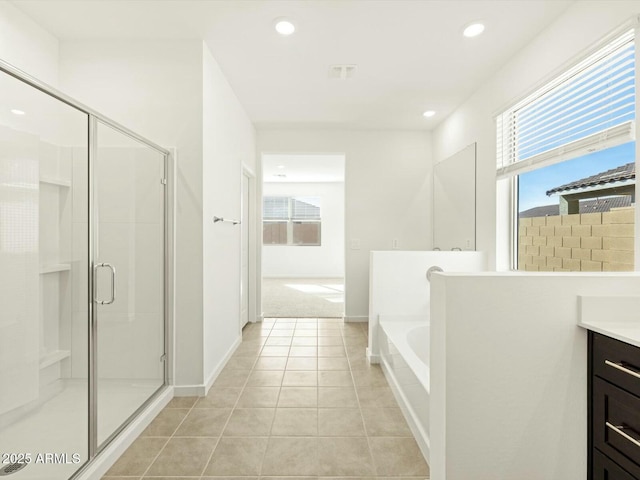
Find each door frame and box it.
[241,164,257,326]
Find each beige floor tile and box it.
[141,409,189,437]
[269,329,295,337]
[234,343,263,357]
[318,346,346,357]
[214,369,251,388]
[146,437,217,476]
[343,337,367,347]
[223,408,275,436]
[348,356,371,371]
[254,356,288,370]
[317,336,343,346]
[271,408,318,435]
[204,437,268,476]
[174,408,231,437]
[237,387,280,407]
[293,330,317,337]
[246,370,284,387]
[318,357,350,371]
[261,346,291,356]
[318,387,358,408]
[201,477,258,480]
[289,346,318,357]
[361,408,412,436]
[272,322,296,329]
[261,437,318,476]
[260,477,316,480]
[105,436,167,476]
[265,337,293,346]
[318,329,343,337]
[225,356,258,370]
[295,322,317,329]
[282,370,317,386]
[317,437,375,476]
[196,387,242,408]
[291,337,317,346]
[356,385,398,408]
[369,437,429,476]
[286,357,317,371]
[318,370,353,387]
[277,387,318,407]
[352,367,389,387]
[318,408,365,436]
[165,396,198,408]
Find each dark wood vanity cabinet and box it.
[589,332,640,480]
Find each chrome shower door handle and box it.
[94,262,116,305]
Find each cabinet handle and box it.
[606,422,640,449]
[604,360,640,380]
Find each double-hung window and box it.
[263,196,322,246]
[497,29,636,271]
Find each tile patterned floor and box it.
[102,318,430,479]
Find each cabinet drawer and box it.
[593,333,640,398]
[594,377,640,477]
[594,449,638,480]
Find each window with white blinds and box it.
[496,29,635,178]
[263,196,321,246]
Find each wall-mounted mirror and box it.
[433,142,476,250]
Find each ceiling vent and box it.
[273,173,287,178]
[328,64,357,80]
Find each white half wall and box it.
[368,251,485,360]
[429,272,640,480]
[431,1,640,270]
[262,181,345,278]
[257,129,432,320]
[0,1,59,86]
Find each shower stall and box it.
[0,59,170,479]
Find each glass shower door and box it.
[93,120,165,447]
[0,69,89,479]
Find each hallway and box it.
[101,318,429,478]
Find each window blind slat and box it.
[497,30,635,173]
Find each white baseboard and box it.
[366,347,380,364]
[344,315,368,323]
[173,335,242,397]
[74,387,173,480]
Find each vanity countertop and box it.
[578,295,640,348]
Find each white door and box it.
[240,173,250,328]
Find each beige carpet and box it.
[262,277,344,318]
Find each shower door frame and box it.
[0,58,172,474]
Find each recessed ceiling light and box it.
[11,109,25,115]
[277,165,285,169]
[463,23,485,38]
[423,110,436,118]
[275,19,295,36]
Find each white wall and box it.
[257,129,431,321]
[429,272,640,480]
[431,2,640,270]
[202,44,256,387]
[0,1,59,86]
[262,181,345,278]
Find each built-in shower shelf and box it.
[39,350,71,369]
[39,176,71,188]
[40,263,71,274]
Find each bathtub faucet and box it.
[426,266,443,282]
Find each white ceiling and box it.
[263,154,345,182]
[12,0,573,130]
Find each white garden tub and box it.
[378,315,430,463]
